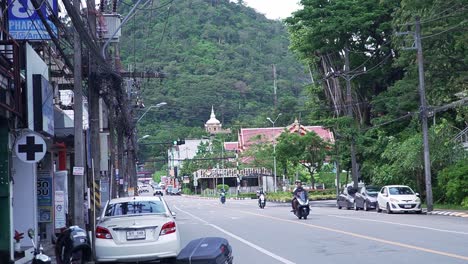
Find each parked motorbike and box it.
[293,192,310,220]
[258,193,266,209]
[55,226,92,264]
[27,229,51,264]
[220,192,226,204]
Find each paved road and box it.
[166,196,468,264]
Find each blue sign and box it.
[8,0,58,40]
[37,175,52,206]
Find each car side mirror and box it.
[96,216,101,221]
[171,212,177,218]
[383,194,388,197]
[415,193,420,197]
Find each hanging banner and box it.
[8,0,58,40]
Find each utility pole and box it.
[344,47,359,189]
[272,64,277,111]
[73,0,85,228]
[415,16,433,212]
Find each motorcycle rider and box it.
[291,180,307,212]
[258,189,266,206]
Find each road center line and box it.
[238,210,468,262]
[174,205,296,264]
[327,214,468,235]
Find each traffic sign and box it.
[15,132,46,163]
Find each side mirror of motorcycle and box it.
[27,228,34,239]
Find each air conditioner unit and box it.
[101,14,122,43]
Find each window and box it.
[105,201,166,216]
[389,187,414,195]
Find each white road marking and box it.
[174,205,296,264]
[327,214,468,235]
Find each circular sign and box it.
[15,132,47,163]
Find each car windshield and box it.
[105,201,166,216]
[389,187,414,195]
[366,186,380,196]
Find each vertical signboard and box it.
[37,171,52,222]
[8,0,58,40]
[54,191,66,229]
[33,74,54,136]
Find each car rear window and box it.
[105,201,166,216]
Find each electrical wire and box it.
[421,20,467,39]
[119,0,174,11]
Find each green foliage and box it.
[216,184,230,191]
[437,158,468,205]
[120,0,309,169]
[182,188,193,195]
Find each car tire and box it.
[415,210,422,214]
[376,203,382,213]
[354,201,358,211]
[386,203,393,214]
[364,201,369,211]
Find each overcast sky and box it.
[241,0,301,19]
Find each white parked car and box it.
[95,196,181,263]
[376,185,422,214]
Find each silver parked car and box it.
[94,196,181,263]
[354,185,380,211]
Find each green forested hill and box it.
[119,0,308,135]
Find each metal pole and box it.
[415,16,433,212]
[273,143,277,192]
[73,0,85,228]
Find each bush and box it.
[437,158,468,205]
[237,193,257,199]
[308,189,336,196]
[182,188,192,195]
[216,184,229,191]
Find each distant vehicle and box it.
[137,184,153,196]
[376,185,422,214]
[94,196,180,263]
[354,185,380,211]
[166,185,174,195]
[153,186,164,196]
[169,188,181,196]
[337,182,365,210]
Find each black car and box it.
[153,187,164,196]
[354,185,380,211]
[337,185,361,210]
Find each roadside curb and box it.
[427,210,468,218]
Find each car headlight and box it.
[415,197,421,203]
[390,198,399,203]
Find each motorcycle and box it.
[258,193,266,209]
[220,192,226,204]
[55,226,92,264]
[293,192,310,220]
[27,229,51,264]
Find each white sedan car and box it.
[95,196,181,263]
[376,185,422,214]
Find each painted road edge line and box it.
[327,214,468,235]
[238,210,468,262]
[174,205,296,264]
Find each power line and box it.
[421,20,467,39]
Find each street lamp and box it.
[137,134,150,142]
[137,102,167,123]
[267,113,281,192]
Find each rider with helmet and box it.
[291,180,307,212]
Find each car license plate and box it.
[126,230,146,240]
[404,204,412,209]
